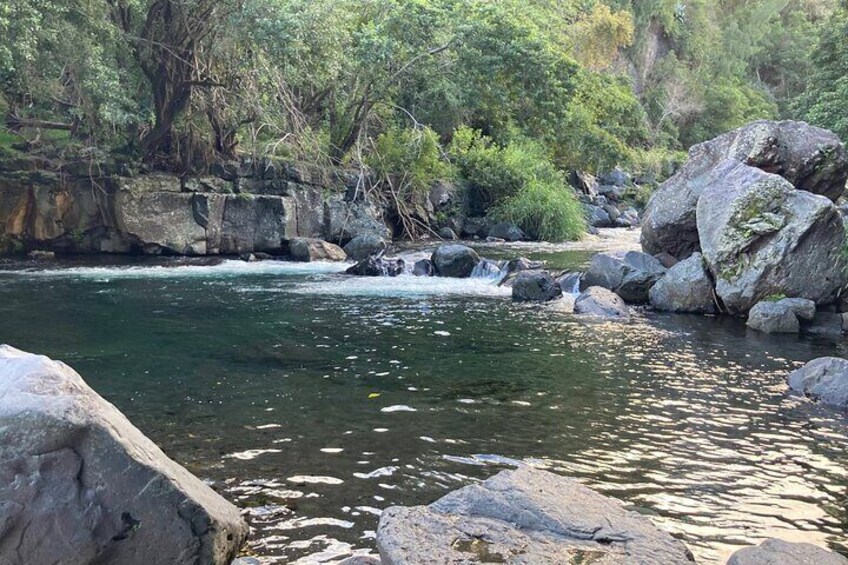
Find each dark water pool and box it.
[0,234,846,564]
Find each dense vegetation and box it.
[0,0,843,240]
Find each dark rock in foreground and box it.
[377,467,694,564]
[575,287,631,321]
[432,244,480,278]
[787,357,848,408]
[0,346,248,564]
[583,251,667,303]
[346,255,405,277]
[727,538,848,565]
[512,272,562,302]
[649,253,716,314]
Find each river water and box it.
[0,230,845,564]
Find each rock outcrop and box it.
[289,237,347,262]
[432,244,480,278]
[787,357,848,408]
[0,346,248,565]
[697,161,845,313]
[574,287,632,321]
[649,253,716,314]
[642,120,848,258]
[0,158,391,256]
[377,467,694,564]
[582,251,667,303]
[727,538,848,565]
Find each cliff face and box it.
[0,158,391,256]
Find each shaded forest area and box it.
[1,0,846,240]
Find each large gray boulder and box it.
[697,160,846,314]
[642,120,848,258]
[787,357,848,408]
[377,467,693,564]
[583,251,667,303]
[289,237,347,262]
[343,234,387,261]
[728,538,848,565]
[432,244,480,278]
[746,301,801,334]
[0,346,248,565]
[325,195,391,243]
[574,286,632,321]
[512,272,563,302]
[649,253,716,313]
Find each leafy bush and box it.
[368,126,452,196]
[450,128,585,241]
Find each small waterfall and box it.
[471,259,508,283]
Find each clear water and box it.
[0,231,846,564]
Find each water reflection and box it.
[0,235,846,564]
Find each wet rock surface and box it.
[787,357,848,409]
[582,251,667,303]
[432,244,481,278]
[727,538,848,565]
[574,286,632,321]
[0,346,248,565]
[377,467,694,565]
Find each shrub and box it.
[450,127,586,241]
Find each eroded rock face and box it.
[377,467,694,565]
[697,161,846,314]
[574,286,632,321]
[787,357,848,408]
[512,272,562,302]
[642,120,848,258]
[432,244,480,278]
[289,238,347,262]
[727,538,848,565]
[583,251,667,303]
[0,346,248,565]
[649,253,716,314]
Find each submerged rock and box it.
[787,357,848,408]
[377,467,694,564]
[649,253,716,314]
[0,346,248,564]
[575,287,631,321]
[642,120,848,258]
[289,237,347,262]
[432,244,480,278]
[697,161,845,313]
[512,271,562,302]
[746,301,801,334]
[583,251,667,303]
[343,234,387,261]
[728,538,848,565]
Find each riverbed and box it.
[0,229,845,564]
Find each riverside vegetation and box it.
[1,0,848,246]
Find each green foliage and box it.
[450,128,585,241]
[796,3,848,140]
[368,126,453,197]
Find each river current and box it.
[0,230,845,563]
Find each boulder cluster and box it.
[576,168,644,229]
[641,120,848,317]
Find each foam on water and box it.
[291,273,511,298]
[3,259,349,280]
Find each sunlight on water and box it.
[0,235,846,565]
